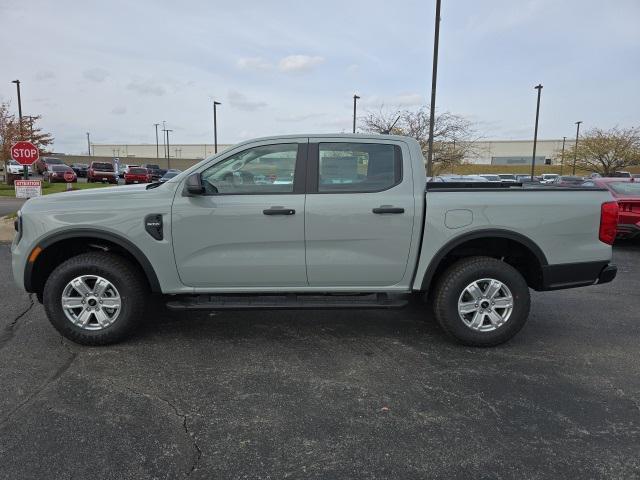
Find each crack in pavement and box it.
[0,293,34,350]
[104,380,202,476]
[0,335,77,430]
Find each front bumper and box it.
[540,261,617,290]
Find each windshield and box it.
[129,168,147,174]
[52,165,71,172]
[162,172,179,178]
[608,182,640,195]
[92,162,114,171]
[498,174,516,179]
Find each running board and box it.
[166,293,409,311]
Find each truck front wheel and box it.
[43,252,147,345]
[433,256,531,347]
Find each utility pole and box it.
[153,123,160,158]
[426,0,442,177]
[531,84,543,180]
[572,121,582,175]
[86,132,91,156]
[162,121,167,158]
[213,101,221,153]
[165,129,173,170]
[560,136,566,175]
[352,94,360,133]
[12,79,28,179]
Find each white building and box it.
[91,143,232,160]
[466,139,568,165]
[91,139,570,165]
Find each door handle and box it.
[263,207,296,215]
[372,206,405,214]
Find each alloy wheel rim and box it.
[457,278,514,332]
[61,275,121,330]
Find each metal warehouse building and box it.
[91,139,568,165]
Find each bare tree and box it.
[568,126,640,176]
[362,106,481,174]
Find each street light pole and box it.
[213,101,221,153]
[426,0,442,177]
[165,129,173,170]
[153,123,160,158]
[12,79,28,179]
[162,121,167,158]
[572,121,582,175]
[352,94,360,133]
[86,132,91,156]
[531,84,543,180]
[560,136,566,175]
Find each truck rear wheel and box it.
[43,252,147,345]
[433,256,530,347]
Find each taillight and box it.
[599,201,619,245]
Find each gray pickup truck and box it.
[11,134,619,347]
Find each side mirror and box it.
[184,172,205,195]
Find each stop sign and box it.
[63,170,75,182]
[11,141,40,166]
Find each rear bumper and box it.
[540,261,617,291]
[616,223,640,239]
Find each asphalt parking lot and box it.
[1,242,639,479]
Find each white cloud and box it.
[35,70,56,81]
[127,79,166,96]
[83,68,110,83]
[360,93,425,108]
[278,55,324,73]
[111,106,127,115]
[228,90,267,111]
[236,57,272,71]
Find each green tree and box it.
[569,126,640,176]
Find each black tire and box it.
[43,252,147,345]
[433,256,530,347]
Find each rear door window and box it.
[317,143,401,193]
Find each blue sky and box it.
[1,0,638,153]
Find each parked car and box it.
[118,164,139,178]
[43,164,77,183]
[479,174,501,182]
[540,173,559,184]
[6,160,33,176]
[612,171,632,178]
[159,169,182,183]
[35,156,66,174]
[434,175,488,182]
[87,161,118,184]
[142,164,162,181]
[497,174,517,183]
[583,178,640,239]
[12,134,617,347]
[550,175,585,186]
[124,167,152,184]
[70,163,89,178]
[515,174,539,183]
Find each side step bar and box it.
[166,293,410,311]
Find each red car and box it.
[43,164,77,183]
[124,167,152,184]
[588,178,640,239]
[87,161,118,184]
